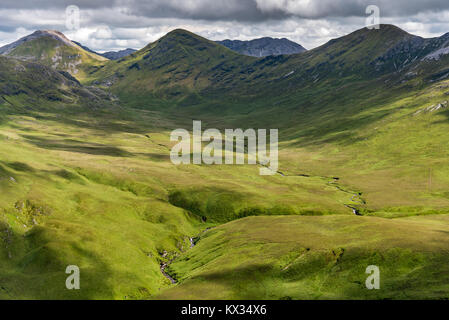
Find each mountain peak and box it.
[374,24,409,33]
[347,24,414,40]
[0,29,76,55]
[0,29,106,78]
[166,28,196,36]
[159,28,207,44]
[32,30,76,46]
[141,28,215,52]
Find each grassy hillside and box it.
[0,100,362,299]
[0,55,364,299]
[157,214,449,300]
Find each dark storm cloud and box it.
[0,0,113,10]
[253,0,449,20]
[125,0,288,22]
[2,0,449,22]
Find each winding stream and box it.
[160,261,177,284]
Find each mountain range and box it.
[80,25,449,121]
[75,36,306,59]
[1,24,449,300]
[0,30,308,76]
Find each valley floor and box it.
[0,101,448,299]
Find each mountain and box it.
[102,48,137,60]
[89,28,256,103]
[216,37,306,57]
[0,30,107,79]
[298,24,449,78]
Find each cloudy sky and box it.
[1,0,449,52]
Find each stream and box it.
[160,261,177,284]
[159,170,365,285]
[160,228,212,284]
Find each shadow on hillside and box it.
[21,135,132,157]
[37,114,147,134]
[0,162,13,178]
[27,108,162,136]
[283,113,391,148]
[0,161,88,186]
[182,263,274,299]
[278,92,397,148]
[136,152,171,162]
[431,108,449,125]
[1,224,116,299]
[2,74,412,150]
[3,161,36,173]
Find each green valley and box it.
[1,24,449,300]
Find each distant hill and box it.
[0,30,107,79]
[102,48,137,60]
[216,37,306,57]
[72,41,137,60]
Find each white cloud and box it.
[1,1,449,52]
